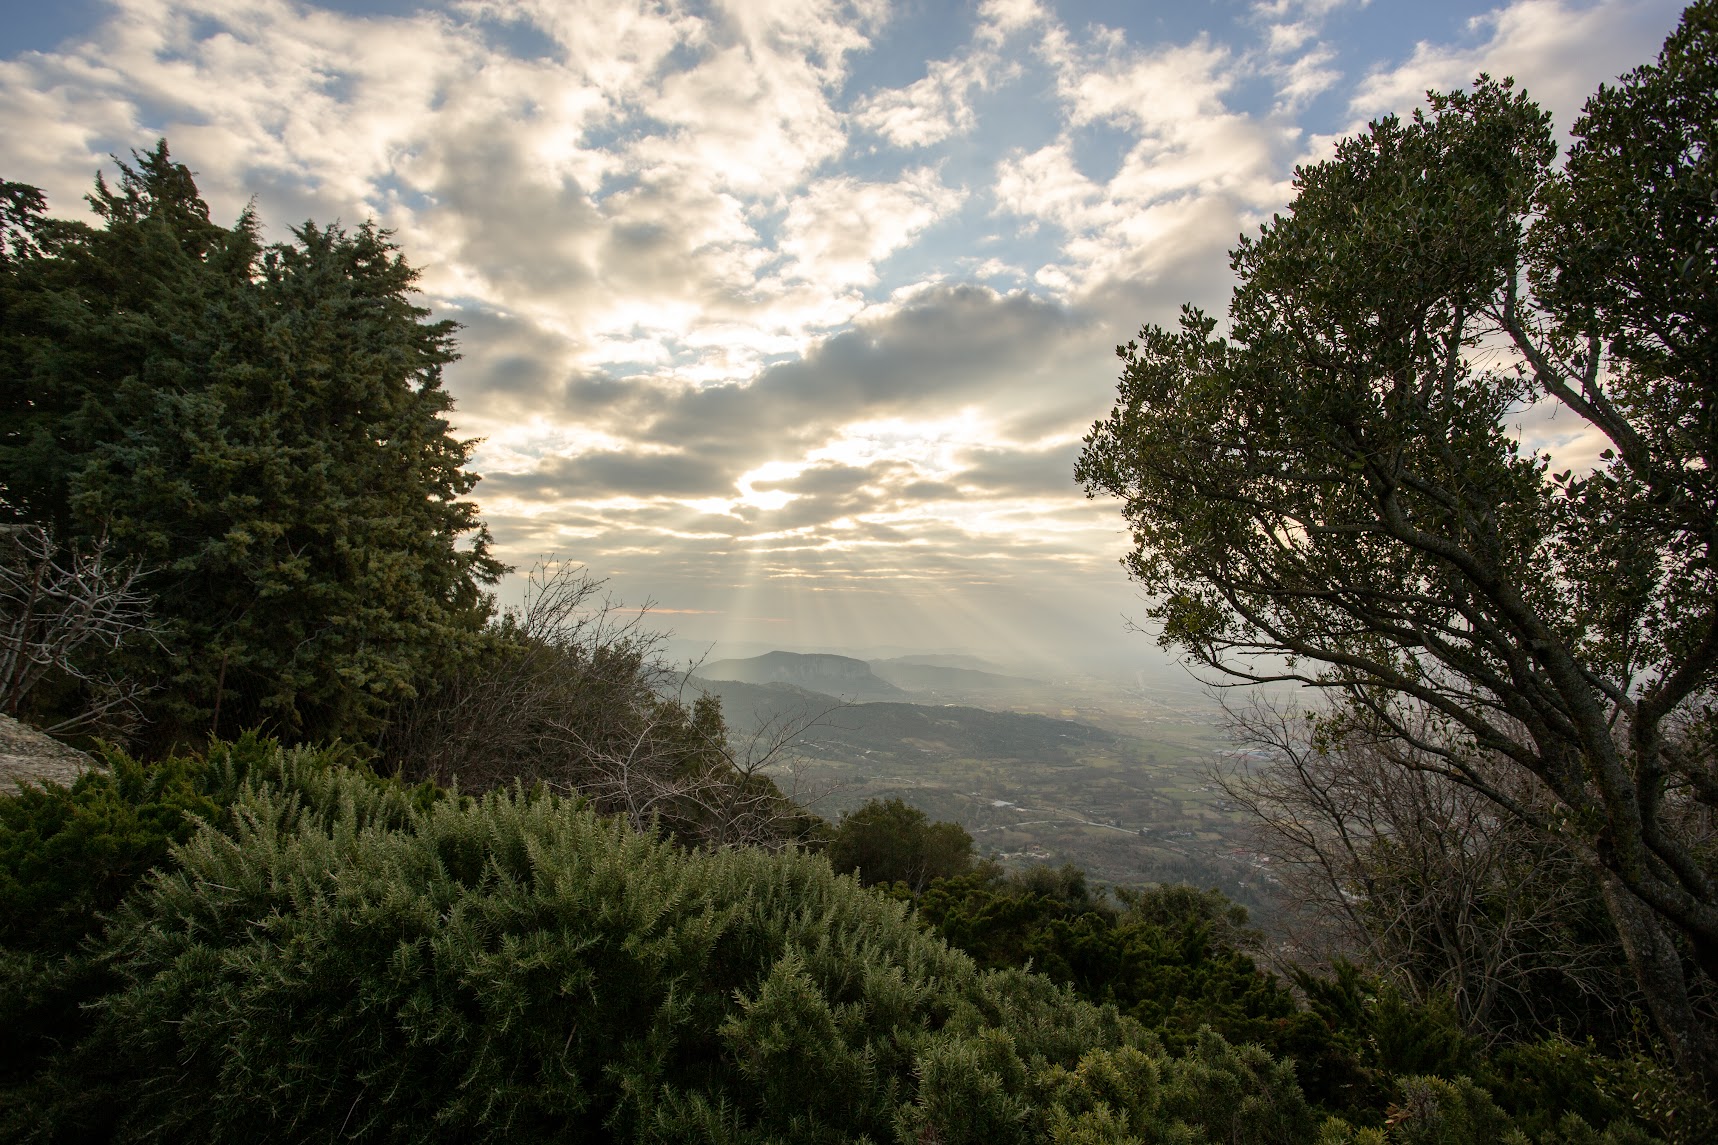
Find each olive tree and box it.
[1078,4,1717,1081]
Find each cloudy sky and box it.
[0,0,1688,671]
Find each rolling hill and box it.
[695,651,908,699]
[866,658,1041,696]
[677,657,1262,908]
[685,675,1114,763]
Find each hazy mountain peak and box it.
[696,651,907,698]
[867,659,1041,694]
[879,653,1010,673]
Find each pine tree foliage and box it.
[0,142,503,745]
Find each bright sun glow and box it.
[0,0,1675,656]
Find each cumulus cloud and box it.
[0,0,919,391]
[1349,0,1683,129]
[779,168,967,288]
[852,55,989,148]
[0,0,1685,663]
[987,23,1293,302]
[496,283,1089,487]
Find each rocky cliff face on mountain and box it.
[0,714,91,794]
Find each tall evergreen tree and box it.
[0,142,503,745]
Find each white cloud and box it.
[1270,44,1340,109]
[1251,0,1364,23]
[976,0,1048,44]
[848,0,1059,152]
[1350,0,1684,130]
[637,36,849,195]
[992,23,1290,299]
[1060,36,1235,132]
[455,0,699,97]
[0,0,1683,662]
[779,168,968,289]
[1265,20,1315,55]
[1243,0,1363,112]
[993,142,1095,226]
[0,0,912,399]
[852,55,992,148]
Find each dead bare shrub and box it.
[381,560,826,849]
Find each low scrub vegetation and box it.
[0,740,1700,1143]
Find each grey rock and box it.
[0,713,94,794]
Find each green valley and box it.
[685,655,1272,912]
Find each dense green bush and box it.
[916,867,1366,1109]
[0,735,432,1136]
[13,763,1329,1144]
[1,748,222,957]
[1316,1074,1657,1145]
[0,745,1684,1143]
[1289,961,1709,1142]
[908,864,1688,1139]
[0,734,403,953]
[0,734,258,1116]
[827,796,975,891]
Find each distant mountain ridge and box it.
[694,650,1042,701]
[868,658,1040,695]
[683,675,1116,763]
[696,651,908,699]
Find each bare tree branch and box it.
[0,523,156,739]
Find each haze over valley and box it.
[678,647,1270,908]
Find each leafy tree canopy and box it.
[0,142,503,747]
[827,796,975,891]
[1078,1,1717,1082]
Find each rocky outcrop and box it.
[0,713,93,794]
